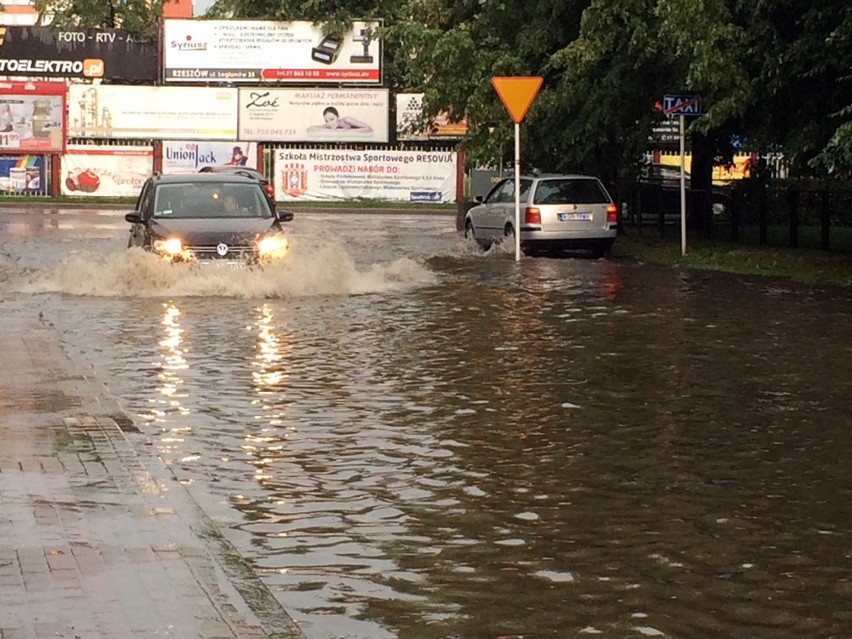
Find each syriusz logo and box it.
[171,35,207,51]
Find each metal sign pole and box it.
[492,76,542,262]
[514,121,521,261]
[679,113,687,256]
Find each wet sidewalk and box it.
[0,309,304,638]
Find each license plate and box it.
[196,260,244,269]
[558,212,592,221]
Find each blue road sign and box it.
[663,95,701,116]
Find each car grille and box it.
[188,244,255,260]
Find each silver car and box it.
[464,174,618,257]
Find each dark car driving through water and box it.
[125,173,294,266]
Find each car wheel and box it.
[502,224,517,248]
[464,219,475,240]
[504,224,527,254]
[465,220,491,251]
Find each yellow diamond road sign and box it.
[492,76,543,124]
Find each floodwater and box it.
[2,207,852,639]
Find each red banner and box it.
[0,82,66,154]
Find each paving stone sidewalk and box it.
[0,312,304,639]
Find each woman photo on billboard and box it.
[307,106,372,133]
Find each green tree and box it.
[32,0,163,39]
[49,0,851,198]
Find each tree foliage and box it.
[32,0,162,39]
[31,0,852,179]
[394,0,851,179]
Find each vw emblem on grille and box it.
[216,243,229,256]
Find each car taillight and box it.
[606,203,618,224]
[525,207,541,224]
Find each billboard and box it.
[0,82,65,153]
[273,148,457,202]
[0,154,46,195]
[67,85,238,140]
[162,141,259,173]
[60,144,153,197]
[239,88,389,143]
[0,27,157,81]
[396,93,468,141]
[163,19,382,85]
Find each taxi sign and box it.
[492,76,543,123]
[663,94,701,117]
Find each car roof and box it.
[151,173,262,185]
[199,165,265,176]
[524,173,600,180]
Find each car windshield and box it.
[153,182,273,219]
[533,178,609,205]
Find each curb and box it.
[1,314,307,639]
[63,332,307,639]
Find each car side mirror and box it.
[474,196,484,203]
[124,211,144,224]
[276,209,294,223]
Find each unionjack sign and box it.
[161,141,259,173]
[0,82,66,154]
[0,27,157,81]
[163,20,382,85]
[273,148,457,202]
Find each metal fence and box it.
[622,177,852,252]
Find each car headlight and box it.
[257,234,289,259]
[152,237,194,262]
[153,237,184,255]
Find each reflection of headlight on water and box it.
[257,235,289,260]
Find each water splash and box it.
[18,242,437,299]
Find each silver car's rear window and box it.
[533,179,609,205]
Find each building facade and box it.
[0,0,38,26]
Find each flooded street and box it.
[2,207,852,639]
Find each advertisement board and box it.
[0,27,157,81]
[67,85,238,140]
[470,168,504,200]
[163,20,381,85]
[0,82,65,154]
[239,88,389,143]
[60,144,153,197]
[0,155,46,195]
[162,141,259,173]
[396,93,468,141]
[273,148,457,202]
